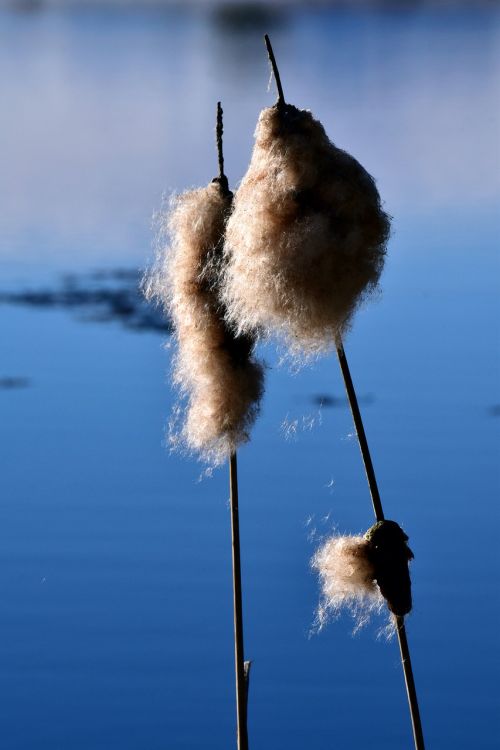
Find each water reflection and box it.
[0,3,498,270]
[210,3,287,33]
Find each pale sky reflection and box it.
[0,5,498,266]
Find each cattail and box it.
[313,520,413,631]
[145,172,264,465]
[364,519,414,617]
[146,106,256,749]
[240,37,424,748]
[222,100,390,357]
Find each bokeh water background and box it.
[1,2,499,748]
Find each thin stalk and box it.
[244,660,252,711]
[264,34,285,107]
[261,35,425,748]
[396,616,426,750]
[216,102,230,196]
[336,342,425,750]
[229,452,249,750]
[216,103,249,750]
[216,102,225,182]
[336,344,384,523]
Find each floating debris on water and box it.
[0,376,31,390]
[310,393,375,408]
[0,269,171,335]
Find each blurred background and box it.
[1,1,499,748]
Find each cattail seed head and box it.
[222,104,390,357]
[145,181,264,465]
[312,534,383,631]
[312,520,413,631]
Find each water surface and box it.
[1,4,499,749]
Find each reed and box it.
[218,103,250,750]
[145,103,256,748]
[226,34,424,750]
[336,342,425,750]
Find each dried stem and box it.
[264,34,285,107]
[336,342,425,750]
[215,101,230,195]
[217,103,249,749]
[336,344,384,523]
[216,102,225,181]
[229,451,249,750]
[396,615,426,750]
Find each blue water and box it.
[1,3,499,749]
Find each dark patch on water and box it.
[0,270,171,335]
[88,268,143,282]
[7,0,44,13]
[311,393,375,408]
[211,2,287,32]
[0,376,31,390]
[487,404,500,417]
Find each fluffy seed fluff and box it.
[222,104,391,357]
[144,181,264,465]
[311,534,384,633]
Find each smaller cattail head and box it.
[312,534,382,631]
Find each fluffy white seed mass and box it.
[145,181,264,465]
[222,104,391,356]
[312,534,383,631]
